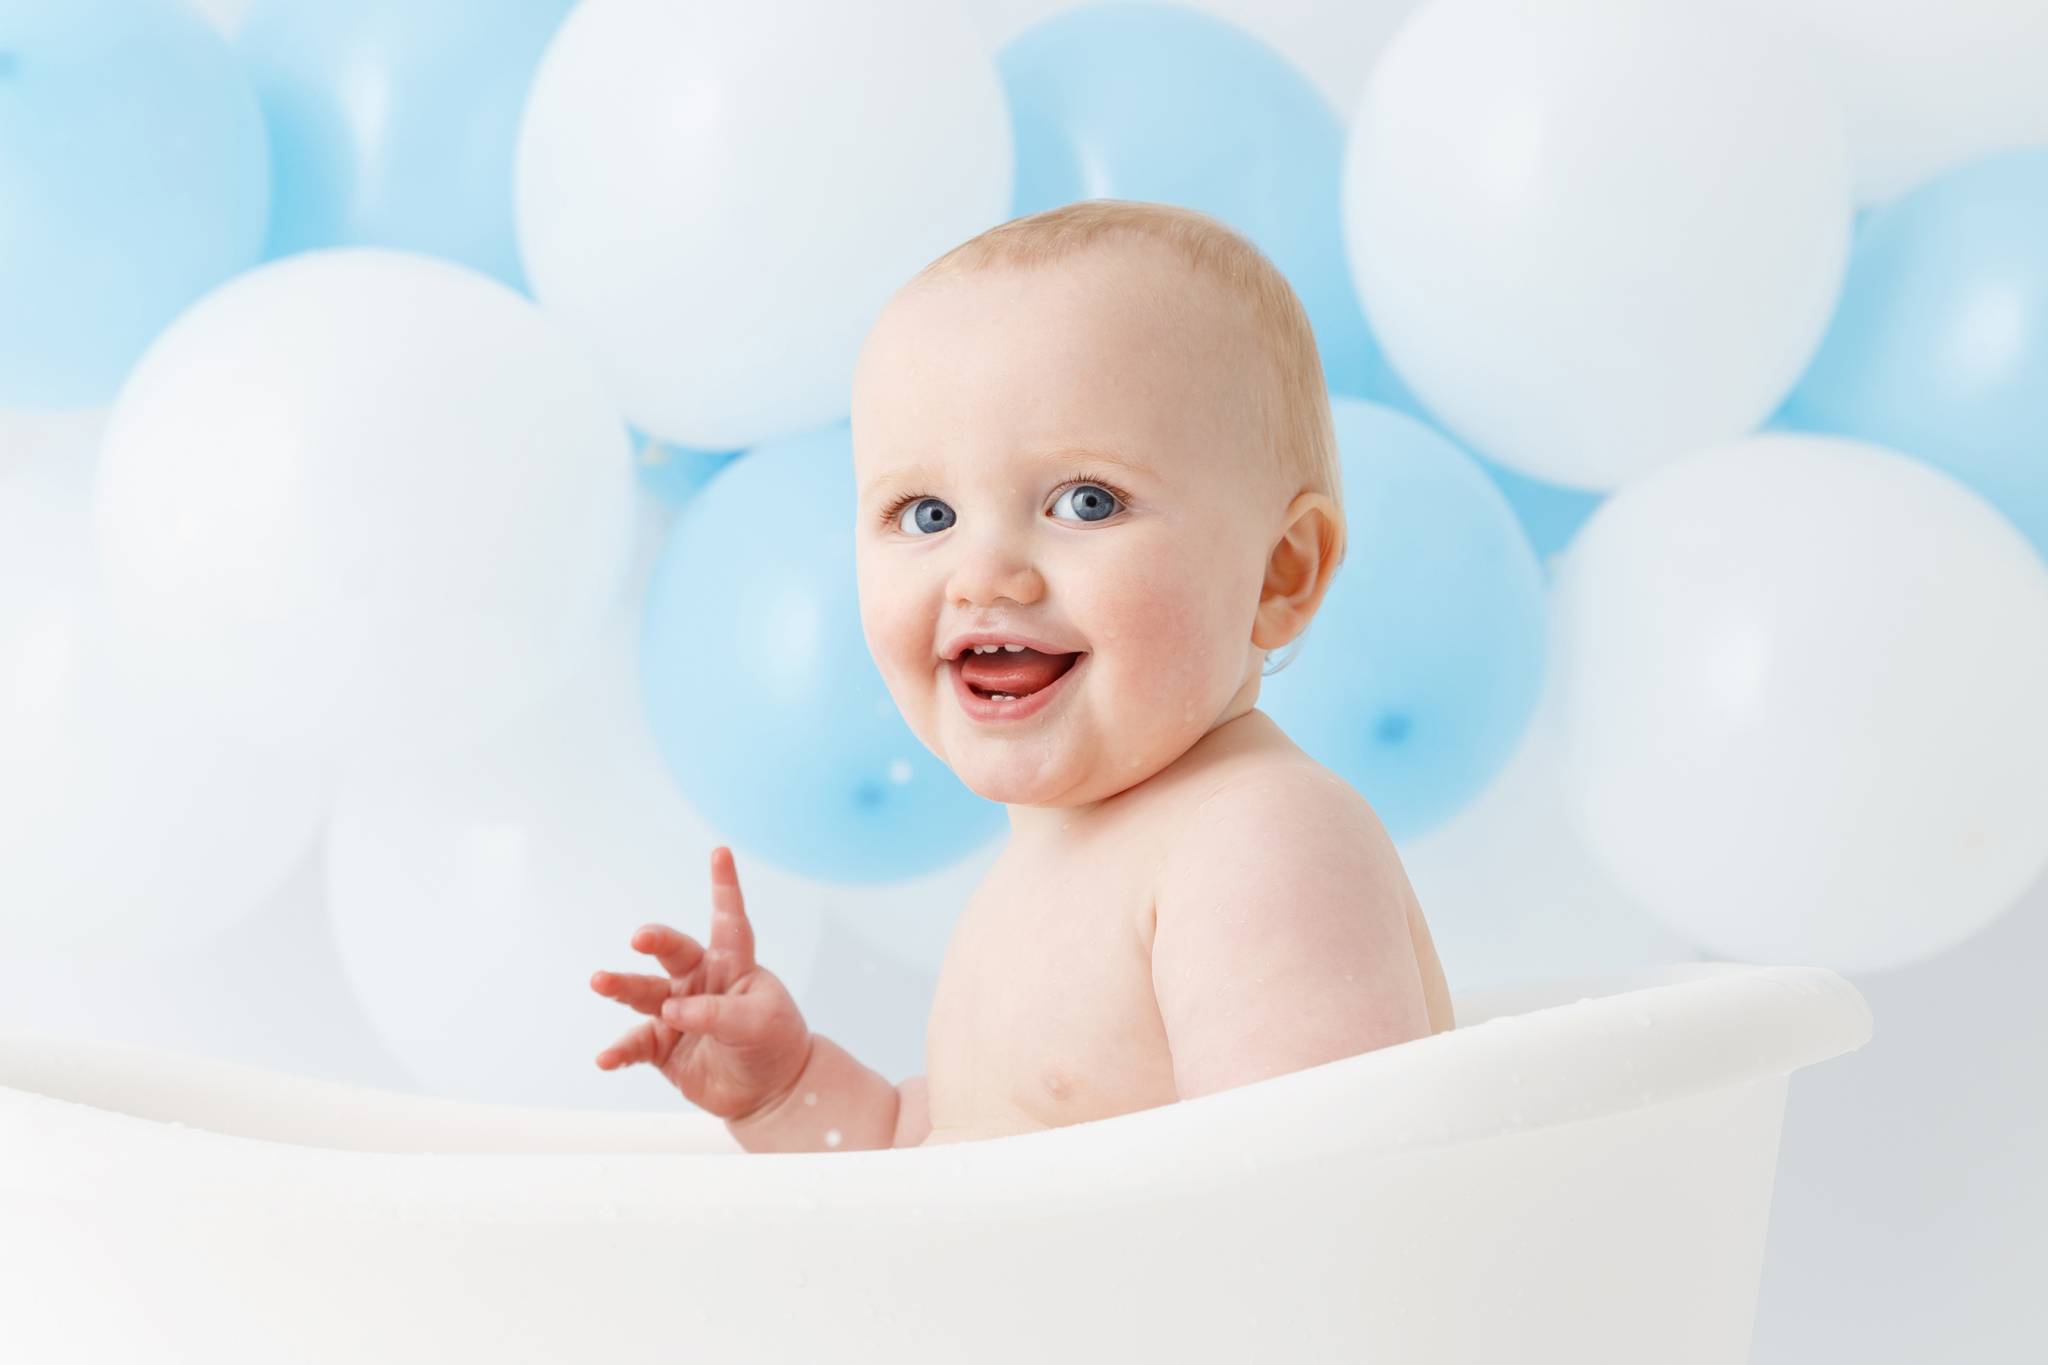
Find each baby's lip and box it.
[939,631,1087,661]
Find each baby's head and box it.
[851,200,1345,823]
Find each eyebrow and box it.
[860,444,1158,501]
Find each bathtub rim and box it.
[0,960,1872,1219]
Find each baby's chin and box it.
[944,734,1162,810]
[947,753,1077,807]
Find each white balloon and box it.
[325,612,826,1110]
[1,440,326,952]
[1343,0,1853,489]
[515,0,1013,450]
[623,473,683,609]
[92,248,637,765]
[1396,633,1699,993]
[1552,434,2048,974]
[0,407,109,478]
[0,847,412,1093]
[1781,0,2048,205]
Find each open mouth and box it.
[947,647,1088,721]
[954,647,1082,701]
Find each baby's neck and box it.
[1002,708,1280,843]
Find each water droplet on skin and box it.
[824,1127,843,1148]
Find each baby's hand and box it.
[590,846,812,1124]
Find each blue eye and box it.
[896,497,955,535]
[1051,482,1121,523]
[882,475,1129,535]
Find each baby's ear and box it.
[1252,492,1342,652]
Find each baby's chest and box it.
[924,869,1178,1134]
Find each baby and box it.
[591,199,1454,1151]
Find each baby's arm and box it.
[725,1039,929,1152]
[1150,773,1433,1102]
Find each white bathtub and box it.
[0,961,1870,1364]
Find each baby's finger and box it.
[594,1019,664,1071]
[706,846,757,987]
[660,985,783,1047]
[630,922,707,981]
[589,969,680,1016]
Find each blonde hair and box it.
[910,199,1345,675]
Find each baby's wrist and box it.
[726,1031,818,1135]
[723,1032,900,1153]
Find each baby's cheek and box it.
[857,581,925,702]
[1098,570,1230,710]
[1168,545,1247,648]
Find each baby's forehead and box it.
[855,249,1265,456]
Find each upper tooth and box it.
[971,643,1027,654]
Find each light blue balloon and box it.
[630,429,740,507]
[0,0,268,407]
[1470,451,1604,571]
[1779,146,2048,559]
[1256,398,1547,841]
[998,3,1410,410]
[640,424,1005,882]
[235,0,576,292]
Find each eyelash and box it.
[876,472,1133,532]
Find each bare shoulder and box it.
[1154,749,1456,1035]
[1176,750,1396,859]
[1143,752,1454,1099]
